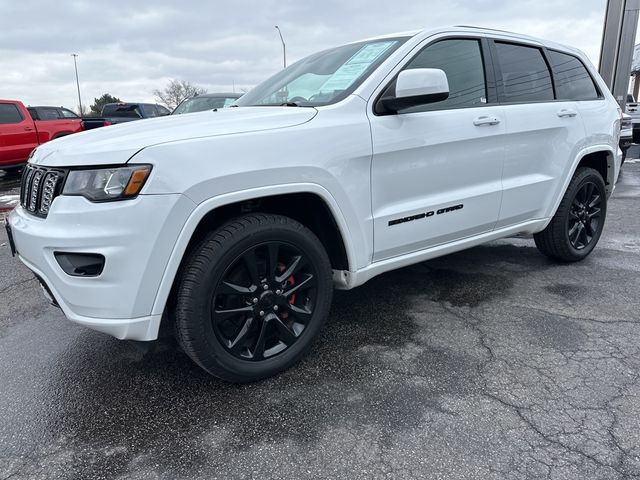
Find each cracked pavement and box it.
[0,161,639,479]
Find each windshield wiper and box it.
[280,102,301,107]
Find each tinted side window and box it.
[400,39,487,112]
[548,50,599,101]
[0,104,24,124]
[145,105,158,117]
[156,105,170,116]
[59,108,79,118]
[37,107,61,120]
[495,42,554,102]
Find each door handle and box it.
[23,127,34,131]
[557,109,577,118]
[473,115,501,126]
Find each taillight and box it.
[104,120,112,127]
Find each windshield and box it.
[236,37,408,107]
[173,96,239,115]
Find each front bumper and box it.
[7,193,195,340]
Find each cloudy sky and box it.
[0,0,627,111]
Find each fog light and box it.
[54,252,105,277]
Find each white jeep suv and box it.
[6,26,622,382]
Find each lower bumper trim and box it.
[33,273,60,308]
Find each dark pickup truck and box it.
[82,103,171,130]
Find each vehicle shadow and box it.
[38,242,550,477]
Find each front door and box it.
[0,103,38,166]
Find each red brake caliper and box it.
[277,263,296,319]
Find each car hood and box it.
[30,107,318,167]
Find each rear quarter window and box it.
[0,104,24,124]
[548,50,600,101]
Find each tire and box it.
[175,213,333,382]
[534,167,607,262]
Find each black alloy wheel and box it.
[174,213,333,382]
[534,167,607,262]
[567,181,603,250]
[212,241,317,361]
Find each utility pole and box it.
[599,0,640,109]
[275,25,286,69]
[71,53,83,115]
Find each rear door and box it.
[490,40,586,227]
[57,108,84,134]
[546,50,610,160]
[0,102,38,166]
[32,107,62,142]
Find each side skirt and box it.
[333,218,549,290]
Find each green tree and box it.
[90,93,123,115]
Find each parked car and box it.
[80,103,171,130]
[172,93,242,115]
[7,26,622,382]
[620,112,633,164]
[625,94,640,143]
[0,100,83,172]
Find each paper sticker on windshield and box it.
[319,41,396,92]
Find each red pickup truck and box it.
[0,100,84,172]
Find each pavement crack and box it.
[483,392,630,477]
[0,277,36,296]
[519,305,640,327]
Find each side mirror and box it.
[381,68,450,113]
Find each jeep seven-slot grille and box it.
[20,165,66,218]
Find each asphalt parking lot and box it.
[1,158,639,480]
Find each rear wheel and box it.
[534,167,607,262]
[175,214,333,382]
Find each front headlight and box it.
[62,164,152,202]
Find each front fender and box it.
[149,182,359,317]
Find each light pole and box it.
[275,25,286,69]
[71,54,83,115]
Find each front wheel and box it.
[534,167,607,262]
[175,214,333,382]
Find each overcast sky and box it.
[0,0,628,111]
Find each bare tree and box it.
[152,80,207,110]
[75,104,90,116]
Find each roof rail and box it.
[454,25,520,35]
